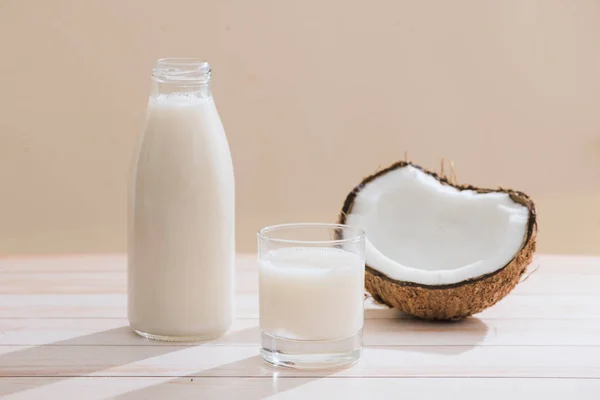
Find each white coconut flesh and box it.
[345,166,530,286]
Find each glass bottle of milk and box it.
[128,58,235,341]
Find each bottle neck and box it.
[150,58,212,99]
[150,80,212,99]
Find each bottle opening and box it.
[152,58,211,83]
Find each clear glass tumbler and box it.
[258,223,366,369]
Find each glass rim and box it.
[257,223,365,245]
[155,57,210,67]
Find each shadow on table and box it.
[112,356,347,400]
[109,317,490,398]
[0,324,259,398]
[366,316,490,355]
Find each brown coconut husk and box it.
[338,160,537,321]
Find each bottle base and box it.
[260,329,362,369]
[133,328,225,342]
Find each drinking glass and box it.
[257,223,366,369]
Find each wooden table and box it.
[0,254,599,399]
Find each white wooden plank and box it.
[2,269,597,295]
[2,318,600,347]
[0,294,126,318]
[0,377,598,400]
[475,294,600,319]
[263,377,600,400]
[0,252,598,396]
[0,295,389,319]
[0,260,258,295]
[0,319,260,346]
[362,317,600,346]
[0,345,599,378]
[0,294,259,319]
[2,293,598,319]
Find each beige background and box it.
[1,1,599,255]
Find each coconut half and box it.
[339,161,537,320]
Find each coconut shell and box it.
[339,161,537,321]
